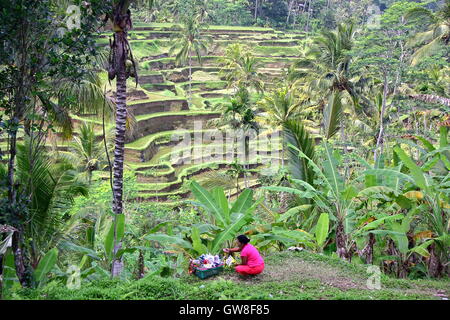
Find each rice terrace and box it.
[0,0,449,305]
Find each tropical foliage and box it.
[1,0,449,300]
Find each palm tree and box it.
[241,106,260,188]
[12,139,88,277]
[260,86,300,127]
[219,43,264,95]
[226,161,247,193]
[290,23,358,141]
[62,122,112,185]
[209,87,258,188]
[198,161,245,196]
[169,14,211,106]
[104,2,158,278]
[259,86,310,166]
[406,65,450,108]
[406,1,450,66]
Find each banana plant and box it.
[359,143,449,277]
[405,125,450,175]
[2,246,59,293]
[33,248,59,288]
[394,146,449,277]
[1,249,17,297]
[189,181,260,253]
[146,182,259,256]
[263,142,350,259]
[263,141,418,261]
[251,211,331,254]
[58,213,144,281]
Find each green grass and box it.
[126,129,220,150]
[127,96,185,106]
[134,110,219,122]
[9,251,448,300]
[191,71,221,82]
[177,80,227,91]
[132,22,274,32]
[129,40,168,60]
[253,46,301,57]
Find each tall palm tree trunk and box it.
[7,125,17,209]
[111,29,128,278]
[244,135,250,188]
[112,31,127,217]
[188,53,192,107]
[305,0,313,32]
[8,118,32,287]
[282,130,286,169]
[9,127,32,287]
[374,73,388,163]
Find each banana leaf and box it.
[213,187,230,224]
[394,146,429,192]
[191,226,208,255]
[34,248,58,287]
[322,142,344,198]
[145,233,193,250]
[262,186,316,199]
[210,212,253,254]
[59,240,101,261]
[323,91,343,139]
[315,213,330,248]
[1,249,18,293]
[278,205,313,222]
[190,181,226,227]
[230,188,254,215]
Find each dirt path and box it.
[210,253,449,299]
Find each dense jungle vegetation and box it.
[0,0,449,300]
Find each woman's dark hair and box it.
[237,235,250,244]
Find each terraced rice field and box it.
[64,24,311,205]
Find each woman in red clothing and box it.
[223,235,264,276]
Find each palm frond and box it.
[405,7,435,25]
[284,119,316,186]
[411,37,444,66]
[199,171,235,191]
[15,139,88,253]
[407,30,434,48]
[323,91,343,140]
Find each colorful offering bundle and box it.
[224,255,236,267]
[192,254,223,270]
[189,254,224,274]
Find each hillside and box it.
[81,23,313,205]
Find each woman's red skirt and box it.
[235,263,264,275]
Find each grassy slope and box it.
[11,251,449,300]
